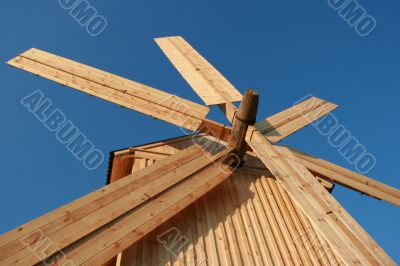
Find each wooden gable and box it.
[107,135,340,265]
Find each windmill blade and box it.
[155,36,241,122]
[0,142,235,265]
[286,146,400,206]
[255,96,338,143]
[196,96,337,145]
[239,150,336,191]
[245,127,396,265]
[7,48,209,131]
[155,36,242,105]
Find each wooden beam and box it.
[315,176,335,192]
[198,97,337,144]
[155,36,242,106]
[245,127,396,265]
[255,97,338,143]
[108,156,134,184]
[287,146,400,206]
[129,134,201,151]
[236,165,334,192]
[130,149,169,160]
[217,102,238,124]
[199,119,232,143]
[46,149,233,265]
[102,257,118,266]
[7,48,209,131]
[0,144,231,265]
[228,90,259,161]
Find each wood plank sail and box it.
[0,143,234,265]
[155,36,242,106]
[288,146,400,206]
[155,36,240,122]
[245,127,396,265]
[255,97,338,143]
[7,48,209,131]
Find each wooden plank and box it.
[218,102,238,123]
[203,194,227,265]
[108,156,134,184]
[183,208,196,265]
[155,36,242,106]
[265,103,338,143]
[1,147,200,263]
[101,257,118,266]
[0,145,225,265]
[131,149,169,160]
[249,178,284,265]
[315,176,335,192]
[115,135,344,265]
[199,119,232,143]
[228,179,264,266]
[275,180,322,265]
[238,153,334,192]
[245,127,396,265]
[213,185,242,266]
[287,146,400,206]
[256,97,325,133]
[278,148,393,265]
[263,177,304,265]
[194,199,214,265]
[113,134,345,265]
[8,49,209,131]
[47,149,234,265]
[220,181,255,265]
[18,48,208,117]
[255,97,338,143]
[200,97,337,143]
[0,145,201,246]
[265,178,315,265]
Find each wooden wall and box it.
[108,135,342,266]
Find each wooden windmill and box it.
[1,36,399,266]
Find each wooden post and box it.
[228,89,259,161]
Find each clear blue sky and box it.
[1,0,399,262]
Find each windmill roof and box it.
[107,134,343,265]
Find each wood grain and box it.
[8,48,209,131]
[155,36,242,106]
[245,127,396,265]
[288,146,400,206]
[255,97,338,143]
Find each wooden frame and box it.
[2,35,398,265]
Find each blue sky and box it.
[1,0,399,262]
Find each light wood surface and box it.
[8,48,209,131]
[288,146,400,206]
[255,97,338,142]
[110,135,342,266]
[245,127,396,265]
[155,36,242,106]
[4,38,397,266]
[46,148,234,265]
[0,143,233,265]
